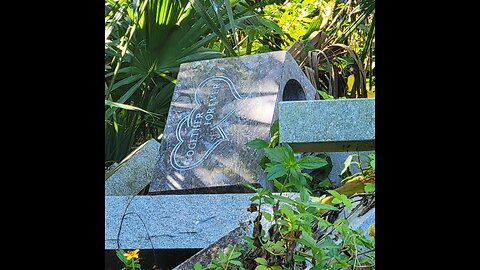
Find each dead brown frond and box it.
[288,33,369,99]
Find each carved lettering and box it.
[170,76,245,170]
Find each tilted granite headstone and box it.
[149,51,317,194]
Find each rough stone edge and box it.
[105,139,154,179]
[173,221,250,270]
[105,139,160,195]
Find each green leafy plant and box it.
[116,249,142,269]
[246,119,333,194]
[195,244,245,270]
[327,190,352,208]
[254,257,282,270]
[195,121,375,269]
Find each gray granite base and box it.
[279,98,375,152]
[105,194,257,250]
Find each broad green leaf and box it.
[277,219,288,227]
[244,183,260,192]
[298,155,328,169]
[301,231,317,248]
[270,241,286,254]
[194,262,203,270]
[229,260,243,266]
[246,139,269,149]
[370,158,375,170]
[273,179,284,190]
[320,236,340,251]
[282,143,295,162]
[271,194,297,205]
[364,183,375,193]
[266,164,288,180]
[329,191,352,207]
[308,202,338,211]
[265,147,287,164]
[300,187,310,202]
[331,197,342,204]
[264,196,274,205]
[280,205,296,221]
[289,168,307,190]
[261,211,272,222]
[317,217,332,227]
[303,172,312,182]
[293,254,306,262]
[230,251,242,259]
[115,249,129,265]
[333,218,348,227]
[326,190,340,197]
[288,167,300,182]
[341,194,352,208]
[255,257,268,265]
[255,266,269,270]
[317,90,334,100]
[250,195,260,202]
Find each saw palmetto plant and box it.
[105,0,284,167]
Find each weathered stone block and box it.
[279,98,375,152]
[105,139,160,196]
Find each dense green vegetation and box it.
[105,0,285,167]
[107,2,376,267]
[105,0,375,168]
[114,122,376,270]
[189,121,375,270]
